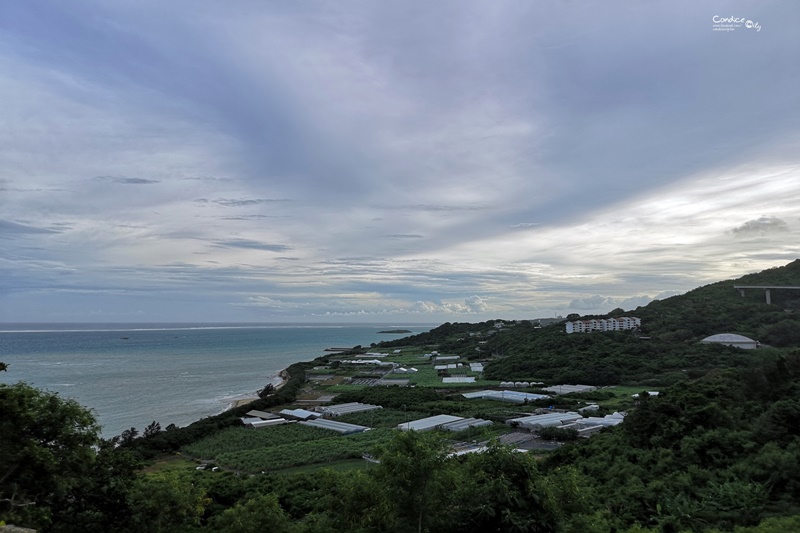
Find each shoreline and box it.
[225,368,290,410]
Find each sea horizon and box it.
[0,323,435,437]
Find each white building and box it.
[565,317,641,334]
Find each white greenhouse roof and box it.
[440,417,493,432]
[541,384,596,395]
[250,418,292,429]
[279,408,321,420]
[398,414,463,432]
[319,402,383,417]
[443,376,475,383]
[462,390,550,403]
[507,412,582,430]
[299,418,370,434]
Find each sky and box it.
[1,1,799,323]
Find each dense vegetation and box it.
[5,260,800,531]
[384,260,800,387]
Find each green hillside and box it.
[381,260,800,386]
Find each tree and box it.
[374,431,452,533]
[209,493,296,532]
[142,421,162,438]
[127,472,209,531]
[0,382,101,529]
[258,383,276,399]
[118,427,139,446]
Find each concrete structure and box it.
[398,414,463,432]
[734,285,800,305]
[469,363,485,372]
[566,317,641,334]
[299,418,370,434]
[701,333,759,349]
[319,402,382,417]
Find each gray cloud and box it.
[0,220,60,235]
[95,176,160,184]
[196,198,290,207]
[730,216,790,236]
[568,295,618,310]
[213,239,292,252]
[1,1,798,322]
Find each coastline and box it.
[226,368,290,410]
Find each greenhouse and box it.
[298,418,370,435]
[319,402,383,417]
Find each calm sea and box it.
[0,323,432,438]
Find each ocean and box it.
[0,323,433,438]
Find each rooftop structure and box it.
[299,418,370,434]
[434,355,460,362]
[469,363,485,372]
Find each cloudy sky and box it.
[1,1,799,323]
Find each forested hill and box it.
[379,260,800,386]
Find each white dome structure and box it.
[701,333,759,350]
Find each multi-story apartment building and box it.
[565,317,641,334]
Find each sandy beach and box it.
[227,368,290,410]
